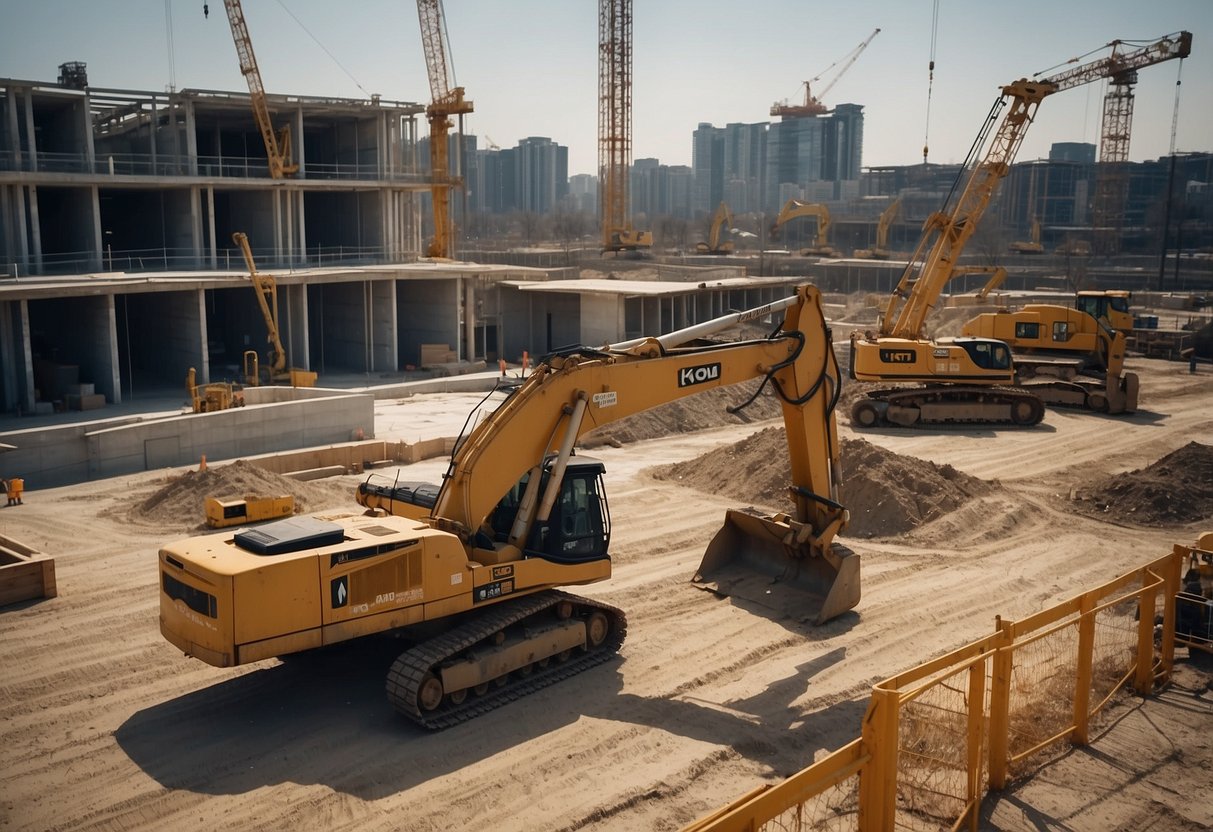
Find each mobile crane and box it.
[159,286,858,729]
[770,200,838,257]
[232,232,317,388]
[695,202,735,254]
[213,0,298,179]
[848,31,1190,429]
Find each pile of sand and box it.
[580,384,782,448]
[651,428,992,538]
[128,459,352,528]
[1071,441,1213,525]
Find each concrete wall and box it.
[398,278,459,368]
[0,390,373,488]
[580,294,623,346]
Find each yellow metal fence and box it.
[685,546,1194,832]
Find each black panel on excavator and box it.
[234,516,345,555]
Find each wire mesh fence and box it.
[683,547,1190,832]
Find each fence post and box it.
[1072,594,1096,745]
[963,659,987,831]
[1135,569,1159,695]
[858,689,899,831]
[988,618,1014,790]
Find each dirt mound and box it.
[651,428,992,538]
[128,459,352,528]
[580,384,782,448]
[1071,441,1213,525]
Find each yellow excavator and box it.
[848,30,1190,429]
[159,286,858,728]
[961,305,1139,414]
[695,202,734,254]
[1075,290,1134,335]
[1008,217,1044,254]
[854,197,900,259]
[770,200,839,257]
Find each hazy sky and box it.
[2,1,1210,176]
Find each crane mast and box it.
[881,30,1191,341]
[417,0,473,258]
[598,0,650,252]
[219,0,298,179]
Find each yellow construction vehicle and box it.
[848,31,1190,429]
[1075,289,1134,335]
[961,305,1139,414]
[417,0,473,258]
[186,367,244,413]
[159,286,858,728]
[854,197,900,259]
[1008,217,1044,254]
[205,494,296,529]
[232,232,317,388]
[770,200,838,257]
[1175,532,1213,655]
[695,202,734,254]
[214,0,298,179]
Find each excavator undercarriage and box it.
[850,385,1045,428]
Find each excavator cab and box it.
[484,458,611,565]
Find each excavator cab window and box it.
[959,339,1012,371]
[1052,321,1071,343]
[527,464,610,564]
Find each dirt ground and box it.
[2,355,1212,832]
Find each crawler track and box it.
[386,590,627,730]
[851,385,1046,428]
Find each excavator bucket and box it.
[693,508,860,625]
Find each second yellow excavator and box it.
[770,200,839,257]
[961,304,1139,414]
[159,286,858,729]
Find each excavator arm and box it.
[428,285,843,550]
[771,200,831,250]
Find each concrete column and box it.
[368,279,397,372]
[272,190,282,262]
[285,189,295,266]
[463,277,475,362]
[102,294,121,404]
[82,93,96,172]
[184,98,198,175]
[284,283,310,371]
[27,186,42,272]
[90,186,103,271]
[196,288,211,384]
[12,186,29,272]
[148,95,158,172]
[294,107,305,177]
[189,186,202,265]
[206,186,216,268]
[6,89,22,170]
[17,299,36,413]
[22,90,37,171]
[296,190,306,263]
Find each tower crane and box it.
[417,0,473,258]
[848,30,1190,429]
[213,0,298,179]
[1049,37,1194,253]
[772,28,880,119]
[599,0,651,252]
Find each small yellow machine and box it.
[204,494,296,529]
[4,477,24,506]
[1176,532,1213,655]
[160,286,857,728]
[186,368,244,413]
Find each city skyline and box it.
[2,1,1211,176]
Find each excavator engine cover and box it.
[693,508,859,625]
